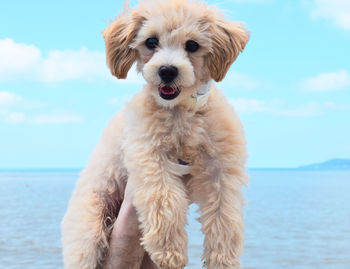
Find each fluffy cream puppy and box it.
[62,0,249,268]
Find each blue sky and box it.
[0,0,349,169]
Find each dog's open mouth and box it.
[158,86,180,100]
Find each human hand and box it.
[104,180,157,269]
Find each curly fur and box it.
[62,0,249,268]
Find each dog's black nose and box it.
[158,65,178,84]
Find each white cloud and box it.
[0,91,44,113]
[300,70,350,92]
[227,0,272,3]
[0,91,22,107]
[0,38,143,83]
[39,48,108,82]
[229,98,347,117]
[0,38,112,82]
[4,112,26,123]
[230,98,268,113]
[108,95,134,106]
[31,113,83,124]
[311,0,350,29]
[3,111,83,124]
[222,71,261,90]
[0,39,41,80]
[0,91,83,124]
[277,102,327,117]
[0,91,23,116]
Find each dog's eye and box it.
[185,40,200,53]
[145,37,159,50]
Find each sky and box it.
[0,0,349,169]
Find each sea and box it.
[0,170,349,269]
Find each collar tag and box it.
[186,81,211,111]
[169,159,191,176]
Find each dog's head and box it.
[103,0,249,108]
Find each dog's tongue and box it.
[160,86,176,95]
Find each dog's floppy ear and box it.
[103,9,144,79]
[207,20,249,82]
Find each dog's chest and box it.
[159,110,207,165]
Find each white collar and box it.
[181,81,211,111]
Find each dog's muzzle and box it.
[158,65,180,100]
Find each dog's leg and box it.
[62,185,109,269]
[126,159,189,269]
[195,159,247,269]
[62,167,125,269]
[62,113,127,269]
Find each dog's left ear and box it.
[207,20,249,82]
[103,10,144,79]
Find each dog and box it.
[61,0,249,268]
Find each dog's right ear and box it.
[206,19,249,82]
[103,9,144,79]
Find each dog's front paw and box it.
[205,252,240,269]
[151,250,187,269]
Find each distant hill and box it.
[298,158,350,170]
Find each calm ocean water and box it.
[0,170,349,269]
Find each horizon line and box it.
[0,167,348,172]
